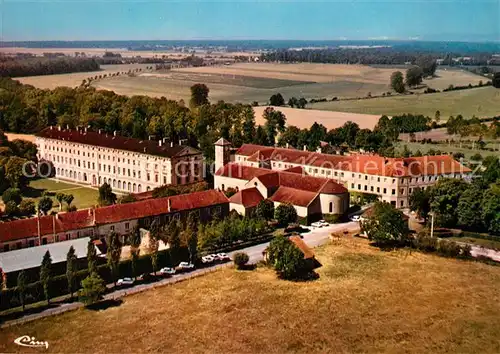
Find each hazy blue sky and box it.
[1,0,498,41]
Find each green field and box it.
[310,86,500,118]
[396,141,500,159]
[23,178,100,210]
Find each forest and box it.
[261,49,497,66]
[0,56,100,77]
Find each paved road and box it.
[228,221,360,263]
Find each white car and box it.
[311,221,324,228]
[202,255,215,264]
[350,215,361,222]
[217,253,230,261]
[177,262,195,270]
[318,220,329,227]
[117,277,134,286]
[210,254,220,261]
[159,267,176,275]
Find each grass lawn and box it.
[449,237,500,251]
[23,178,100,210]
[396,141,500,159]
[2,238,500,353]
[310,86,500,118]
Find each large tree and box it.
[106,232,123,286]
[269,93,285,106]
[266,234,311,280]
[416,56,437,77]
[66,246,77,300]
[87,240,98,275]
[390,71,405,93]
[17,270,27,311]
[361,201,410,247]
[37,196,53,215]
[263,107,286,146]
[482,184,500,235]
[40,250,52,304]
[189,83,210,108]
[256,199,275,221]
[274,203,298,226]
[429,178,469,227]
[409,188,431,222]
[98,182,116,206]
[406,66,424,87]
[457,184,484,230]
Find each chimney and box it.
[58,125,62,131]
[98,129,102,134]
[66,125,69,130]
[303,145,307,151]
[168,199,172,212]
[84,126,88,133]
[316,147,322,153]
[159,140,162,147]
[179,140,182,146]
[170,141,174,148]
[50,126,53,130]
[113,131,117,137]
[286,143,289,149]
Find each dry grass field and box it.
[254,106,381,130]
[310,86,500,118]
[2,238,500,353]
[16,64,151,90]
[5,133,36,143]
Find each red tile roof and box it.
[289,236,315,259]
[36,127,200,158]
[218,163,347,195]
[0,190,229,243]
[234,144,471,177]
[270,186,319,207]
[229,188,264,208]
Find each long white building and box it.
[36,126,204,193]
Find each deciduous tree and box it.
[361,202,410,247]
[275,203,297,226]
[390,71,405,93]
[79,272,106,306]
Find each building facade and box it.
[0,189,229,252]
[36,126,204,193]
[217,142,472,209]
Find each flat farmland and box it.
[424,69,485,90]
[16,64,151,90]
[254,106,381,130]
[93,63,394,103]
[310,86,500,118]
[3,239,500,353]
[5,133,36,143]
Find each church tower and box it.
[214,137,232,172]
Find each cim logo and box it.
[14,335,49,349]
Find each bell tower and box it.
[214,138,231,172]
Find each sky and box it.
[0,0,498,42]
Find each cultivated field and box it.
[396,141,500,159]
[5,133,36,143]
[424,68,485,90]
[254,106,381,130]
[310,86,500,118]
[16,64,151,90]
[2,239,500,353]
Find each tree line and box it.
[0,57,100,78]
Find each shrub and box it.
[266,235,312,280]
[323,214,343,224]
[437,239,462,258]
[412,232,438,252]
[19,199,36,216]
[2,188,22,205]
[233,252,250,269]
[79,273,106,306]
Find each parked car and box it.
[318,220,329,227]
[350,215,361,222]
[159,267,176,275]
[311,221,324,228]
[210,254,220,261]
[139,273,154,282]
[117,277,134,287]
[177,262,195,270]
[217,253,230,261]
[202,255,215,264]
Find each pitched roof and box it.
[229,188,264,208]
[0,190,229,243]
[36,127,201,158]
[289,236,315,259]
[234,143,471,177]
[214,138,232,146]
[217,163,347,195]
[0,237,101,273]
[270,186,319,207]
